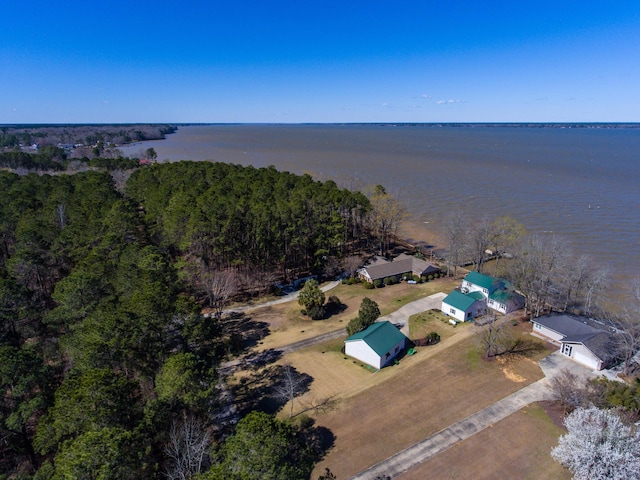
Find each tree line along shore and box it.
[1,139,639,479]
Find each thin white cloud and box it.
[436,99,462,105]
[421,94,432,99]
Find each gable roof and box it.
[534,314,607,338]
[345,321,407,356]
[443,290,484,311]
[534,314,620,365]
[489,289,520,304]
[464,271,499,290]
[361,254,439,281]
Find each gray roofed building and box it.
[532,313,620,370]
[358,253,440,283]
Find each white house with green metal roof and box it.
[462,271,524,315]
[344,321,408,369]
[441,290,487,322]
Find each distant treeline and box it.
[0,124,176,149]
[0,161,373,478]
[0,150,141,172]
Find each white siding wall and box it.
[569,344,602,370]
[442,300,485,322]
[487,299,506,314]
[463,280,488,298]
[534,324,564,343]
[382,338,406,367]
[441,301,468,322]
[345,340,382,369]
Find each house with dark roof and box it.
[344,321,408,369]
[441,290,487,322]
[357,253,440,284]
[532,313,620,370]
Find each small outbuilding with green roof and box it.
[344,321,408,369]
[441,290,487,322]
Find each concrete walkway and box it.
[350,379,554,480]
[378,292,447,336]
[349,349,613,479]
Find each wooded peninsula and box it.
[0,151,379,478]
[2,131,639,479]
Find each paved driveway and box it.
[349,378,553,480]
[378,292,447,335]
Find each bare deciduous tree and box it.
[489,216,526,276]
[200,269,237,318]
[367,185,407,256]
[583,265,611,317]
[474,314,512,358]
[507,234,571,318]
[443,211,466,278]
[549,368,587,410]
[274,363,308,418]
[468,216,492,273]
[611,278,640,376]
[164,414,211,480]
[342,255,363,279]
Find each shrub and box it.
[384,276,398,286]
[363,281,375,289]
[427,331,441,344]
[412,274,421,283]
[421,276,427,282]
[307,305,326,320]
[373,279,383,288]
[325,295,345,316]
[428,274,434,281]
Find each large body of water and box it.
[121,124,640,286]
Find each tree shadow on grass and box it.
[230,361,314,417]
[221,311,270,350]
[264,365,313,415]
[506,338,548,357]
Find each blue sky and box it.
[2,1,639,123]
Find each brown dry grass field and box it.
[226,280,566,479]
[251,277,459,351]
[306,328,552,479]
[397,402,571,480]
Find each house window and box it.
[562,344,573,357]
[450,308,456,315]
[534,323,542,330]
[385,352,390,359]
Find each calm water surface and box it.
[121,125,640,286]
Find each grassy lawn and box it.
[397,403,571,480]
[305,324,553,479]
[280,321,475,412]
[250,277,458,351]
[409,309,458,341]
[225,276,563,480]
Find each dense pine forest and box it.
[0,159,373,479]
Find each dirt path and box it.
[216,280,342,316]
